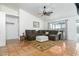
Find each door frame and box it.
[6,14,19,40]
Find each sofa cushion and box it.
[49,30,58,35]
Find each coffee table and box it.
[36,35,48,42]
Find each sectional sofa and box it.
[25,30,63,41]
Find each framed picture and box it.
[33,21,40,28]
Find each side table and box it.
[20,36,25,41]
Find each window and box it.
[55,24,61,29]
[48,22,65,30]
[48,23,52,30]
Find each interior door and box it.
[6,15,19,40]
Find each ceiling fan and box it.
[40,6,53,16]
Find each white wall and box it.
[19,9,44,35]
[48,3,77,20]
[67,17,77,41]
[0,5,19,16]
[0,12,6,47]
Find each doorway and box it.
[6,15,19,40]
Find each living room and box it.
[0,3,79,56]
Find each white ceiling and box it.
[1,3,58,18]
[1,3,77,20]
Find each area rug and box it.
[28,40,63,51]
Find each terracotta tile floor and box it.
[0,39,79,56]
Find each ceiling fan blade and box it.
[44,12,53,16]
[47,11,53,13]
[48,11,53,14]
